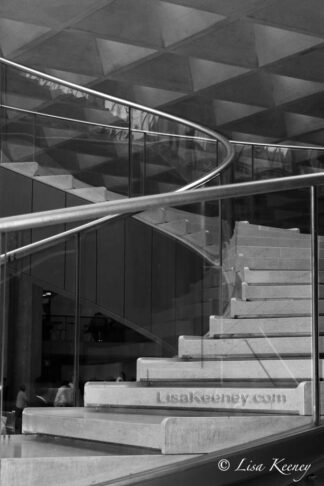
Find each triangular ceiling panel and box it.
[0,0,103,28]
[221,109,287,139]
[230,131,277,144]
[249,0,324,37]
[15,31,104,76]
[158,2,224,47]
[270,74,324,106]
[75,0,163,48]
[160,0,269,16]
[97,38,157,75]
[254,23,324,66]
[189,58,250,91]
[0,18,50,57]
[172,20,259,68]
[132,85,186,107]
[110,53,193,93]
[214,99,264,125]
[205,71,274,108]
[284,112,324,138]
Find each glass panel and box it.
[131,108,206,138]
[232,143,253,182]
[1,109,35,163]
[2,65,129,127]
[1,106,130,197]
[79,220,167,390]
[143,133,217,194]
[0,229,77,444]
[0,62,231,203]
[0,184,319,460]
[219,187,313,434]
[251,145,324,180]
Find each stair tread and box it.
[1,161,39,177]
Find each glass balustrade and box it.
[0,60,229,200]
[0,178,321,461]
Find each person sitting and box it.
[54,381,74,407]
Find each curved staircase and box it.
[18,221,320,486]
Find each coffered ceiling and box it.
[1,0,324,144]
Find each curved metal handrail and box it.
[1,172,323,232]
[0,56,235,261]
[2,170,324,263]
[0,56,235,189]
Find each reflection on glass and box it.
[3,66,129,127]
[1,110,35,163]
[232,143,253,182]
[0,232,77,439]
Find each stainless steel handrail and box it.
[0,56,234,189]
[1,172,324,233]
[230,139,324,151]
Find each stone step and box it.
[68,187,109,202]
[240,283,312,300]
[1,436,190,486]
[36,174,74,190]
[234,222,303,238]
[23,408,163,450]
[224,254,314,271]
[233,235,312,249]
[138,208,187,225]
[1,161,39,177]
[105,189,124,200]
[235,246,311,259]
[209,316,313,337]
[239,268,313,284]
[22,407,310,454]
[84,381,313,415]
[230,297,312,318]
[158,219,202,236]
[183,229,218,248]
[137,357,320,382]
[178,336,324,358]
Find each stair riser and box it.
[224,256,315,271]
[234,224,304,238]
[137,358,318,382]
[178,336,321,358]
[23,410,162,450]
[240,283,312,300]
[230,298,312,317]
[209,316,313,337]
[84,382,311,415]
[239,269,313,284]
[233,236,313,249]
[235,246,311,259]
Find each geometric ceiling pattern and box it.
[2,0,324,144]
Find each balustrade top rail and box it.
[0,172,324,234]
